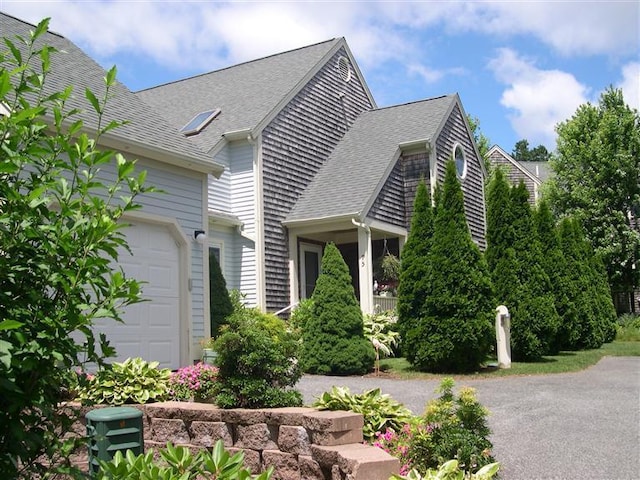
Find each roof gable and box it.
[0,13,219,175]
[137,38,374,154]
[285,95,457,224]
[487,145,543,185]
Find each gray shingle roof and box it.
[1,13,218,173]
[285,95,457,223]
[520,161,553,182]
[137,38,343,153]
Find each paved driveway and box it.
[297,356,640,480]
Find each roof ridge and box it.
[0,11,66,40]
[137,37,340,93]
[367,94,455,113]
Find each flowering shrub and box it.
[374,423,422,476]
[169,362,219,402]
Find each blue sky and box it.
[2,1,638,153]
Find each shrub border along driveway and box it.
[297,356,640,480]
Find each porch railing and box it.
[373,295,398,312]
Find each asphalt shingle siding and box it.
[261,48,374,311]
[435,104,486,248]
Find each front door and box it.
[300,243,323,299]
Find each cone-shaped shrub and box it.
[302,243,375,375]
[397,180,434,357]
[410,160,494,372]
[555,218,606,350]
[209,254,233,338]
[509,183,560,360]
[485,168,515,276]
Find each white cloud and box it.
[618,62,640,111]
[489,48,590,149]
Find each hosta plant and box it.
[390,460,500,480]
[313,386,413,443]
[97,440,273,479]
[79,357,171,405]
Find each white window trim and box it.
[299,242,323,300]
[453,142,467,180]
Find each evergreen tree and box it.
[485,168,517,305]
[509,183,560,360]
[301,243,375,375]
[556,218,604,350]
[209,254,233,338]
[397,180,434,358]
[410,161,494,372]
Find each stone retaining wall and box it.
[68,401,399,480]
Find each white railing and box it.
[373,295,398,312]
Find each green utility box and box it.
[86,406,144,474]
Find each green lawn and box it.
[379,340,640,379]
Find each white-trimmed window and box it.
[337,56,352,82]
[300,242,323,299]
[453,143,467,179]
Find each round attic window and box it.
[454,144,467,179]
[337,56,352,82]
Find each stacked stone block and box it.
[70,401,399,480]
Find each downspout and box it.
[351,218,374,314]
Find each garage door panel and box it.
[92,221,182,370]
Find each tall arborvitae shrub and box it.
[410,161,494,372]
[588,251,618,343]
[302,243,375,375]
[556,218,604,350]
[485,168,519,308]
[508,183,560,360]
[397,180,434,358]
[209,254,233,338]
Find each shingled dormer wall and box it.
[434,103,487,249]
[261,47,374,311]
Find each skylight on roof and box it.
[180,108,221,136]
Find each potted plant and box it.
[200,337,218,366]
[375,253,401,296]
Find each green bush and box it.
[209,254,233,338]
[616,314,640,341]
[390,460,500,480]
[397,180,434,356]
[97,440,273,479]
[78,357,171,405]
[313,386,413,443]
[0,21,153,476]
[411,161,494,372]
[407,379,495,475]
[213,300,302,408]
[302,243,375,375]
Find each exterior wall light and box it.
[194,230,207,244]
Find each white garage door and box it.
[93,221,182,370]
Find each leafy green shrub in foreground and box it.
[78,357,171,405]
[97,440,273,479]
[313,386,413,443]
[408,378,494,475]
[390,460,500,480]
[213,297,302,408]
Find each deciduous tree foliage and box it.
[410,161,494,372]
[302,243,375,375]
[397,180,434,357]
[0,20,151,477]
[548,88,640,296]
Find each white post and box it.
[356,223,374,314]
[495,305,511,369]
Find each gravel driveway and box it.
[297,356,640,480]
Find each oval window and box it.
[454,144,466,179]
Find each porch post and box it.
[356,222,374,314]
[288,231,299,307]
